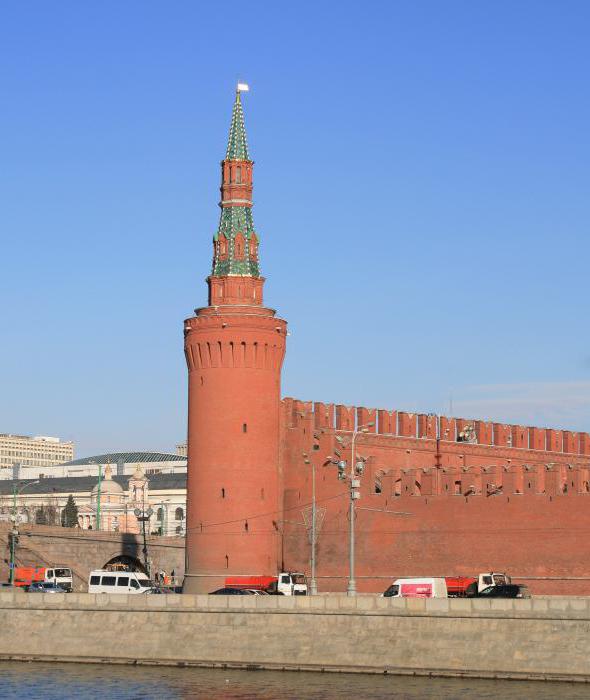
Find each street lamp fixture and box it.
[155,500,171,537]
[134,507,154,576]
[9,480,40,585]
[329,422,374,597]
[301,453,318,595]
[88,461,103,531]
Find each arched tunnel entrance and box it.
[102,555,147,574]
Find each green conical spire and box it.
[211,88,260,279]
[225,90,250,160]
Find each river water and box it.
[1,662,589,699]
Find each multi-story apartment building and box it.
[175,442,187,457]
[0,434,74,471]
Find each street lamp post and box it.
[89,461,103,531]
[9,480,39,584]
[302,454,318,595]
[332,421,374,597]
[156,500,170,536]
[134,507,153,576]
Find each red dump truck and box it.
[14,566,73,591]
[225,572,308,595]
[445,572,511,597]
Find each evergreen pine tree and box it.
[62,494,79,528]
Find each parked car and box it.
[27,582,64,594]
[471,584,531,599]
[150,586,181,594]
[209,587,257,595]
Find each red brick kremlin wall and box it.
[280,399,590,595]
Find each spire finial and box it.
[226,85,250,160]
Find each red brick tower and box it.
[183,88,287,593]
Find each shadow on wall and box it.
[102,532,146,573]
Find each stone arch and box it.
[102,554,147,574]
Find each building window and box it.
[175,507,184,521]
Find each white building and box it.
[0,464,187,537]
[0,451,187,481]
[0,434,74,472]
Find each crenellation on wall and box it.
[357,407,377,432]
[377,409,397,435]
[313,402,334,430]
[529,427,545,451]
[493,423,510,447]
[546,429,563,453]
[439,416,456,441]
[511,425,528,449]
[563,431,577,453]
[579,433,590,455]
[398,412,417,437]
[418,414,437,439]
[475,421,493,445]
[335,405,355,431]
[281,399,590,472]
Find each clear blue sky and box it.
[1,1,589,457]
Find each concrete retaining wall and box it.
[1,592,590,681]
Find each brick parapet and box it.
[282,398,590,458]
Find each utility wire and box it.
[184,490,348,533]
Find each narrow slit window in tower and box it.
[243,423,247,433]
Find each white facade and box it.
[0,472,186,537]
[0,454,187,481]
[0,434,74,472]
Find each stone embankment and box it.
[1,591,590,682]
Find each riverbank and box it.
[1,591,590,682]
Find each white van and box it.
[88,569,153,594]
[382,577,448,598]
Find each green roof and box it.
[61,452,185,466]
[225,90,250,160]
[212,207,260,277]
[211,90,261,279]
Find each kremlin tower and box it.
[183,87,287,594]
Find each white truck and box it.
[225,572,308,595]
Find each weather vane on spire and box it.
[236,82,249,93]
